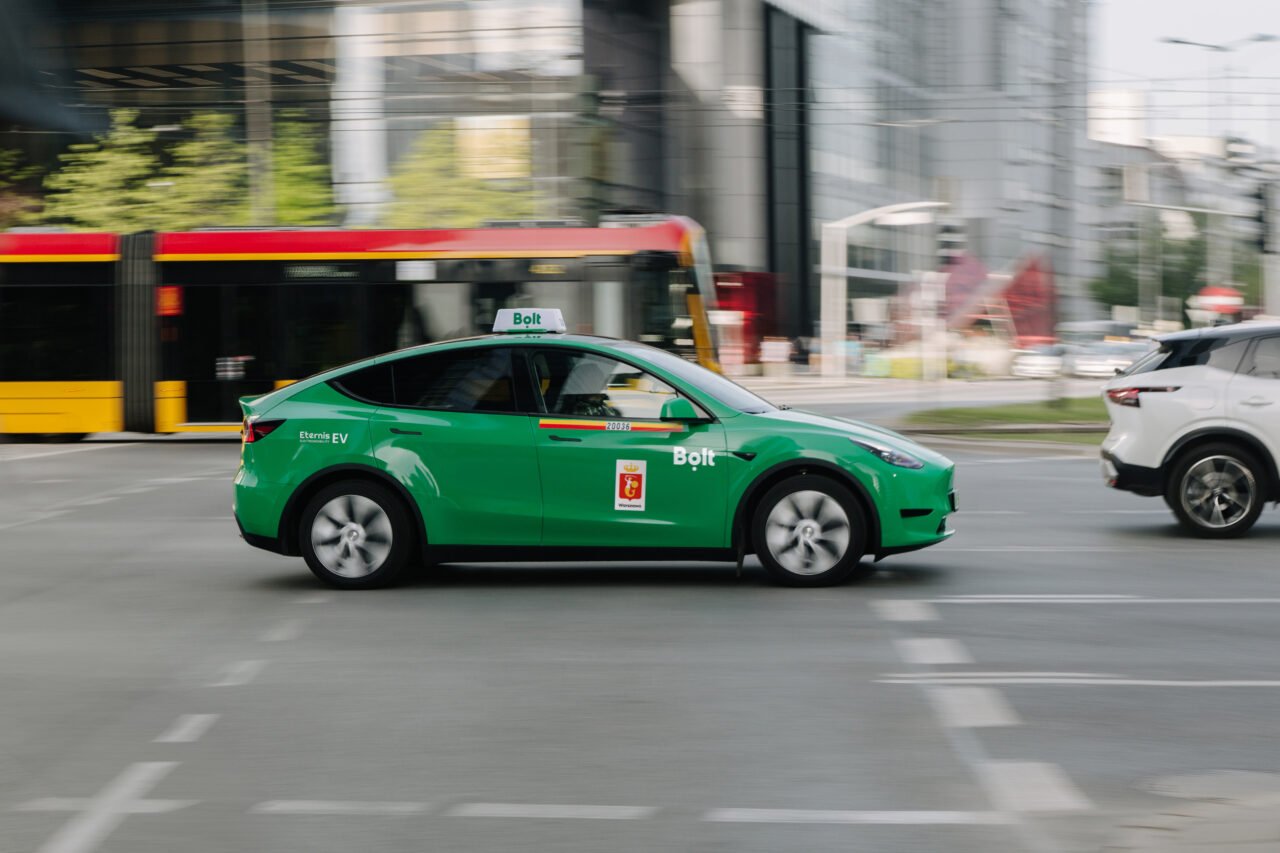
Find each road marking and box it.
[448,803,657,820]
[252,801,427,815]
[928,686,1020,727]
[895,638,974,665]
[23,762,194,853]
[888,672,1123,679]
[947,594,1139,600]
[207,660,266,687]
[153,714,219,744]
[871,600,938,622]
[293,593,334,605]
[71,497,117,506]
[936,597,1280,605]
[259,619,303,643]
[703,808,1015,825]
[0,444,128,464]
[977,761,1092,812]
[885,676,1280,687]
[959,510,1026,515]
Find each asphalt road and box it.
[3,437,1279,853]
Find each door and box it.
[525,347,730,549]
[1226,335,1280,455]
[368,346,542,546]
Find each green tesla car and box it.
[234,309,956,589]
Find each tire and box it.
[299,479,414,589]
[1166,443,1267,539]
[752,475,870,587]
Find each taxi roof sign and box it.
[493,308,566,334]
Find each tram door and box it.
[173,281,277,425]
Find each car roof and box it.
[381,332,633,361]
[1157,320,1280,345]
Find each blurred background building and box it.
[5,0,1277,358]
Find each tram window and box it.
[0,278,113,381]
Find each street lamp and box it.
[819,201,948,379]
[1159,33,1278,137]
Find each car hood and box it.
[750,408,952,467]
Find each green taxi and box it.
[233,309,956,589]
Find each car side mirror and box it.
[660,397,707,422]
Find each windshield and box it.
[614,343,776,414]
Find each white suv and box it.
[1102,322,1280,537]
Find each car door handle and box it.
[390,427,422,435]
[1241,397,1274,407]
[549,434,582,442]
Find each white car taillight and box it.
[1106,387,1179,408]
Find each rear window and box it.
[330,348,520,413]
[1122,337,1248,376]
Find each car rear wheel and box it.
[753,475,870,587]
[1167,443,1266,539]
[300,480,413,589]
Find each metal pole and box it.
[242,0,274,225]
[1266,184,1280,314]
[819,222,848,379]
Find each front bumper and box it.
[1101,450,1162,497]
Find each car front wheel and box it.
[300,479,413,588]
[752,475,870,587]
[1167,443,1266,538]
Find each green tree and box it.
[381,122,536,228]
[154,112,248,229]
[272,111,335,225]
[1090,231,1209,323]
[0,148,39,229]
[36,109,167,231]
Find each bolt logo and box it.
[673,447,716,470]
[614,459,647,511]
[512,311,542,327]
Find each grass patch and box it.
[904,396,1108,428]
[980,431,1103,446]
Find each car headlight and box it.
[849,437,924,469]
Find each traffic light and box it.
[1253,184,1272,254]
[937,219,966,269]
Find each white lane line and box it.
[27,762,191,853]
[70,497,117,507]
[977,761,1092,813]
[938,597,1280,605]
[871,600,938,622]
[153,714,219,744]
[703,809,1015,825]
[0,443,128,464]
[252,801,427,815]
[448,803,656,820]
[206,660,267,687]
[894,638,974,666]
[960,511,1026,516]
[259,619,303,643]
[946,594,1139,600]
[928,687,1020,728]
[888,672,1123,679]
[885,677,1280,687]
[293,593,334,605]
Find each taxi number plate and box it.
[605,422,632,431]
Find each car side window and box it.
[531,349,680,419]
[330,362,395,405]
[391,348,518,413]
[1244,337,1280,380]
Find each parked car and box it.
[1010,344,1069,378]
[1067,341,1152,378]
